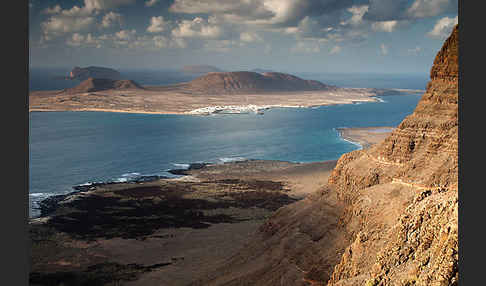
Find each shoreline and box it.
[28,99,379,116]
[336,126,395,149]
[29,159,338,285]
[29,87,422,116]
[28,159,336,219]
[29,127,394,285]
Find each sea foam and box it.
[218,157,247,163]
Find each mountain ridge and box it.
[181,71,335,94]
[194,25,458,286]
[63,78,144,94]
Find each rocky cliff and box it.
[194,25,458,286]
[182,71,334,94]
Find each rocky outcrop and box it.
[183,71,334,94]
[69,66,121,81]
[64,78,144,94]
[196,26,458,286]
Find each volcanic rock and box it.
[184,71,333,94]
[64,78,144,94]
[195,25,458,286]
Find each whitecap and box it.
[172,163,190,169]
[121,172,141,177]
[29,192,51,198]
[218,157,247,163]
[373,97,386,103]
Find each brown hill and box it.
[183,71,333,94]
[69,66,121,81]
[64,78,144,94]
[195,26,458,285]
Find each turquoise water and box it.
[29,94,422,217]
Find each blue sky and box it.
[29,0,458,74]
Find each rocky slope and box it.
[181,71,335,94]
[195,25,458,286]
[64,78,144,94]
[69,66,121,81]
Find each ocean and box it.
[28,70,426,217]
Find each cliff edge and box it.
[195,25,458,286]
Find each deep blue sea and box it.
[29,69,426,217]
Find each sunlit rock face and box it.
[198,25,458,286]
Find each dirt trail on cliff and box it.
[195,25,458,286]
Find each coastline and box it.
[29,125,395,285]
[29,87,423,116]
[336,126,395,149]
[29,159,338,285]
[28,86,405,115]
[29,98,379,116]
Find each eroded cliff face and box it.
[326,24,458,286]
[196,25,458,286]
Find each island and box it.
[28,23,458,286]
[29,71,423,115]
[69,66,122,81]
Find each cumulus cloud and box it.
[41,0,135,41]
[293,16,334,39]
[172,17,223,39]
[115,29,136,40]
[380,43,388,55]
[371,20,398,32]
[260,0,363,27]
[427,16,458,38]
[170,0,364,28]
[37,0,458,52]
[169,0,273,21]
[145,0,159,7]
[363,0,409,21]
[43,5,61,14]
[152,35,168,47]
[407,0,457,19]
[66,33,102,47]
[83,0,135,11]
[165,0,457,48]
[329,45,341,54]
[147,16,168,33]
[240,31,263,43]
[101,12,122,28]
[364,0,456,21]
[88,29,188,50]
[341,5,368,26]
[41,16,95,40]
[45,0,134,18]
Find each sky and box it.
[28,0,458,74]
